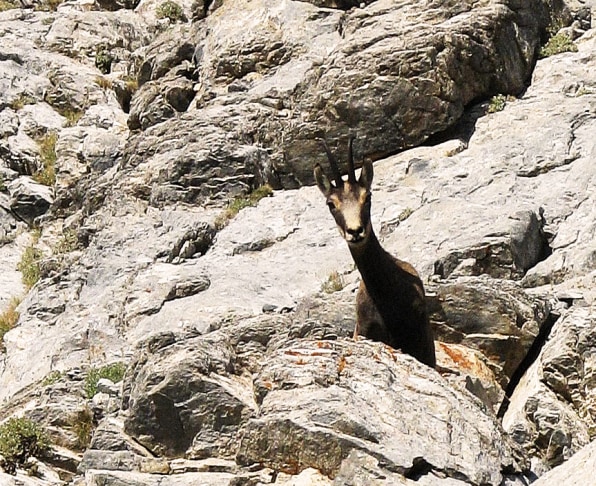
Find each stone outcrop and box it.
[1,0,596,484]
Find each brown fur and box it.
[314,138,436,368]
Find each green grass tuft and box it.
[34,132,58,186]
[53,229,79,255]
[41,371,64,387]
[214,184,273,230]
[72,406,94,450]
[84,362,126,399]
[539,32,578,58]
[17,245,43,289]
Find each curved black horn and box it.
[320,138,343,187]
[347,135,356,183]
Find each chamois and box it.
[314,137,436,368]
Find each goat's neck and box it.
[349,230,396,295]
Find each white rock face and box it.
[531,439,596,485]
[1,0,596,484]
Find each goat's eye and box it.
[327,201,337,211]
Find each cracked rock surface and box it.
[1,0,596,485]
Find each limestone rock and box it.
[531,439,596,486]
[265,0,559,187]
[502,307,596,472]
[8,177,53,224]
[2,1,596,484]
[118,317,529,484]
[429,276,551,387]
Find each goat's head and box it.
[314,137,374,246]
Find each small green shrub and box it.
[17,245,43,289]
[0,297,21,352]
[487,94,507,113]
[398,207,414,221]
[321,271,345,294]
[487,94,516,114]
[156,0,186,22]
[84,362,126,399]
[34,132,57,186]
[53,228,79,255]
[575,86,594,97]
[95,46,115,75]
[214,184,273,230]
[0,417,51,475]
[539,32,578,58]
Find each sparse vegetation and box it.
[575,86,594,97]
[17,244,43,289]
[44,96,84,127]
[321,271,345,294]
[84,362,126,399]
[156,0,186,22]
[41,371,63,387]
[0,417,51,475]
[61,107,84,127]
[487,94,516,114]
[34,132,57,186]
[539,32,578,59]
[0,297,21,352]
[95,45,115,75]
[398,207,414,221]
[34,0,65,11]
[487,94,507,113]
[53,228,79,254]
[0,0,18,11]
[214,185,273,230]
[124,76,139,93]
[71,406,94,450]
[9,94,36,111]
[95,76,113,90]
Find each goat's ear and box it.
[359,159,374,190]
[314,164,333,195]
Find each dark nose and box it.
[347,227,364,239]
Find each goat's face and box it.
[314,158,374,246]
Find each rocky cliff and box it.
[1,0,596,484]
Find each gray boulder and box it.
[531,439,596,486]
[8,177,53,224]
[121,319,530,484]
[503,307,596,473]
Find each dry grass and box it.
[34,132,57,186]
[321,271,345,294]
[0,297,21,351]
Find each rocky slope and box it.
[1,0,596,484]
